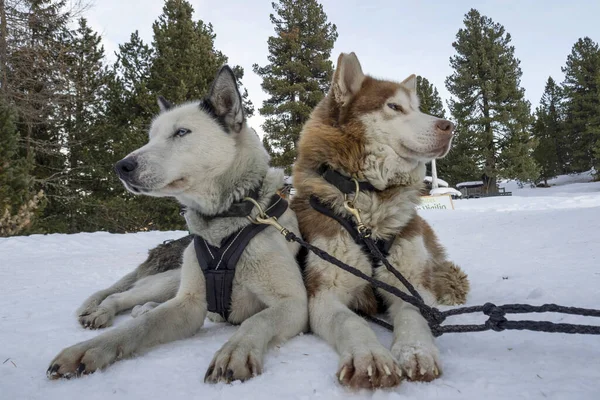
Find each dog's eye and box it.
[174,128,191,138]
[387,103,405,113]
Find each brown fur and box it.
[291,195,341,242]
[291,53,469,388]
[304,268,323,298]
[349,285,379,316]
[422,219,446,261]
[398,215,423,241]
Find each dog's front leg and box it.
[48,244,207,379]
[309,288,403,389]
[204,296,306,383]
[384,293,441,382]
[204,248,308,384]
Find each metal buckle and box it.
[244,197,290,236]
[343,178,371,238]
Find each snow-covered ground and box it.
[2,175,600,400]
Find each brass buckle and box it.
[343,178,371,238]
[244,197,290,236]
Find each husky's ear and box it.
[332,52,365,106]
[207,65,244,133]
[401,74,417,92]
[157,96,173,112]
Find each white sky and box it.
[83,0,600,138]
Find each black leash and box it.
[243,166,600,337]
[277,228,600,337]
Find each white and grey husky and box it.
[47,66,308,383]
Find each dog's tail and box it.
[432,261,470,306]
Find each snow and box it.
[456,181,484,188]
[430,187,462,197]
[2,176,600,400]
[424,176,449,187]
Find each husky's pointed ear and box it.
[332,52,365,106]
[207,65,244,133]
[401,74,417,92]
[157,96,173,112]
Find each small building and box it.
[456,181,485,198]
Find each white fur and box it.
[361,87,452,190]
[48,68,308,383]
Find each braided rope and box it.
[282,230,600,336]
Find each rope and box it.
[281,230,600,337]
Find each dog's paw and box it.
[204,341,263,384]
[207,312,226,323]
[47,340,122,379]
[131,302,159,318]
[76,295,104,320]
[337,347,403,389]
[78,307,115,329]
[391,342,441,382]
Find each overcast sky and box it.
[83,0,600,137]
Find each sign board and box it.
[416,194,454,210]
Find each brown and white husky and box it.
[290,52,470,389]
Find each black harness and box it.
[193,194,288,321]
[309,165,395,269]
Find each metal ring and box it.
[344,178,361,206]
[351,178,360,204]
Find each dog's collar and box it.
[182,183,263,220]
[317,164,380,195]
[210,186,262,219]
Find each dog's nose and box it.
[436,119,455,134]
[115,157,138,177]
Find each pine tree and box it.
[149,0,253,116]
[80,31,160,232]
[3,0,75,232]
[417,76,446,118]
[532,77,564,186]
[0,99,34,215]
[149,0,224,102]
[445,9,538,191]
[48,17,110,232]
[561,37,600,174]
[253,0,337,173]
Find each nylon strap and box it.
[193,195,288,321]
[308,195,395,268]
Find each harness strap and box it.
[309,195,395,268]
[194,194,288,321]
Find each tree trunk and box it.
[0,0,7,93]
[481,94,496,193]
